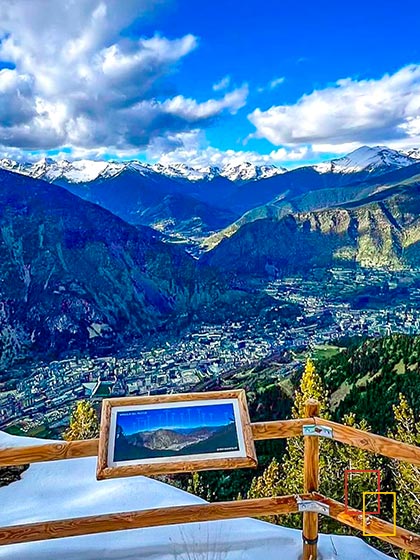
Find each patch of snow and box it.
[400,147,420,160]
[31,159,126,183]
[0,432,391,560]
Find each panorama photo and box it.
[113,402,241,463]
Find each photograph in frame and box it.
[97,391,257,479]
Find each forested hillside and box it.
[318,334,420,432]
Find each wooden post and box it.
[302,399,320,560]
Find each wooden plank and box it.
[98,456,257,480]
[312,493,420,557]
[303,400,320,560]
[0,495,301,546]
[96,399,112,479]
[106,390,245,407]
[251,418,310,440]
[315,418,420,465]
[0,439,98,467]
[238,389,258,464]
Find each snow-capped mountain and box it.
[151,161,286,182]
[219,162,286,182]
[1,145,419,186]
[29,158,129,183]
[0,158,156,184]
[0,158,287,184]
[314,146,416,174]
[0,158,30,175]
[151,162,220,181]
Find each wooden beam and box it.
[312,493,420,557]
[0,495,301,546]
[315,418,420,465]
[251,418,311,440]
[303,400,320,560]
[0,439,99,467]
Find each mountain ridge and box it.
[2,145,418,186]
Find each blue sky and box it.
[116,403,235,434]
[1,0,420,167]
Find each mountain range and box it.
[2,146,420,242]
[2,145,420,365]
[2,145,419,185]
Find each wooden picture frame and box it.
[96,390,257,480]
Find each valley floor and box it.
[2,268,420,437]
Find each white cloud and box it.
[257,76,285,93]
[162,86,248,120]
[269,77,285,89]
[0,0,248,156]
[213,75,231,91]
[147,129,309,168]
[249,65,420,148]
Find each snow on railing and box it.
[0,399,419,559]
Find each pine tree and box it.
[390,394,420,560]
[63,400,99,441]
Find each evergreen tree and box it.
[390,394,420,560]
[63,400,99,441]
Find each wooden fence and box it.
[0,399,419,559]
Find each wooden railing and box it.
[0,399,419,559]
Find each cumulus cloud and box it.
[249,65,420,149]
[0,0,248,155]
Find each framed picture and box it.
[96,390,257,479]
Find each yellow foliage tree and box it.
[63,400,99,441]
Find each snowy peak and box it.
[0,158,130,183]
[151,162,220,182]
[30,159,126,183]
[220,162,286,182]
[315,146,417,174]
